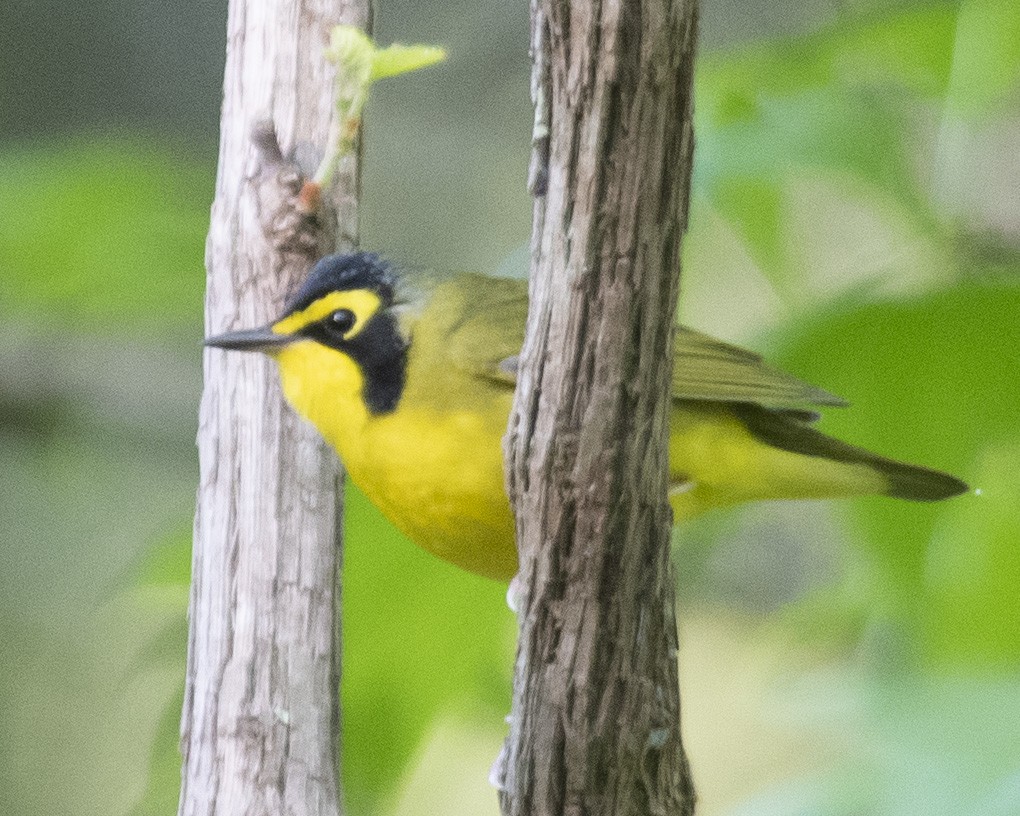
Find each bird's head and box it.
[205,252,411,417]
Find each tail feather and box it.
[872,458,969,502]
[731,403,969,502]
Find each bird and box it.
[205,252,968,581]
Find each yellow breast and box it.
[274,339,518,580]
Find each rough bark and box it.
[500,1,699,815]
[180,2,369,815]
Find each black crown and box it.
[285,252,396,314]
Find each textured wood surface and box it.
[180,2,369,814]
[501,1,699,814]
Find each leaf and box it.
[370,44,448,82]
[324,24,446,85]
[943,0,1020,118]
[0,138,209,332]
[695,81,918,279]
[923,440,1020,668]
[829,4,958,98]
[694,3,969,279]
[323,25,375,85]
[133,530,191,590]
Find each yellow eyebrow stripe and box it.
[272,290,382,339]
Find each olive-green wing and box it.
[442,275,844,413]
[673,327,847,412]
[443,273,529,386]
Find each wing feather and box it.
[673,327,847,411]
[436,274,844,413]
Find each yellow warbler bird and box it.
[205,252,967,581]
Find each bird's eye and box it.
[325,308,357,337]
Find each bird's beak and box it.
[204,326,295,353]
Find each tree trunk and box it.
[500,1,699,814]
[180,2,369,815]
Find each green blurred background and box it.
[2,1,1019,814]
